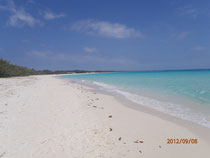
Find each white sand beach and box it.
[0,75,209,158]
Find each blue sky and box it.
[0,0,210,70]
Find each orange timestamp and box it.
[167,138,198,144]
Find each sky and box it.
[0,0,210,71]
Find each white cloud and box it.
[83,47,97,53]
[0,4,7,10]
[27,50,138,68]
[26,0,35,4]
[27,50,78,61]
[28,50,53,58]
[0,0,39,27]
[8,9,38,27]
[71,20,142,39]
[192,46,208,51]
[171,31,191,39]
[44,11,66,20]
[177,6,198,19]
[21,39,30,43]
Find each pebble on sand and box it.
[134,140,144,143]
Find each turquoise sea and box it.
[61,70,210,128]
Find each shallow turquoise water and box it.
[61,70,210,127]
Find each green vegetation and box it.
[0,58,38,77]
[0,58,113,78]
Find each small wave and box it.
[200,91,205,94]
[93,81,210,128]
[93,81,116,89]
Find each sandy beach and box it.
[0,75,209,158]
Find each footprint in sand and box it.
[134,140,143,143]
[0,111,4,115]
[0,152,6,157]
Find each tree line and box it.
[0,58,110,78]
[0,58,39,77]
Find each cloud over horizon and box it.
[26,50,139,70]
[71,20,142,39]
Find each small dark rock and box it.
[134,140,144,143]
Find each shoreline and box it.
[60,76,210,141]
[0,75,209,157]
[60,72,210,129]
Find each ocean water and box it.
[61,70,210,128]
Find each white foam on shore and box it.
[93,81,210,128]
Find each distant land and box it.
[1,58,209,78]
[0,58,114,78]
